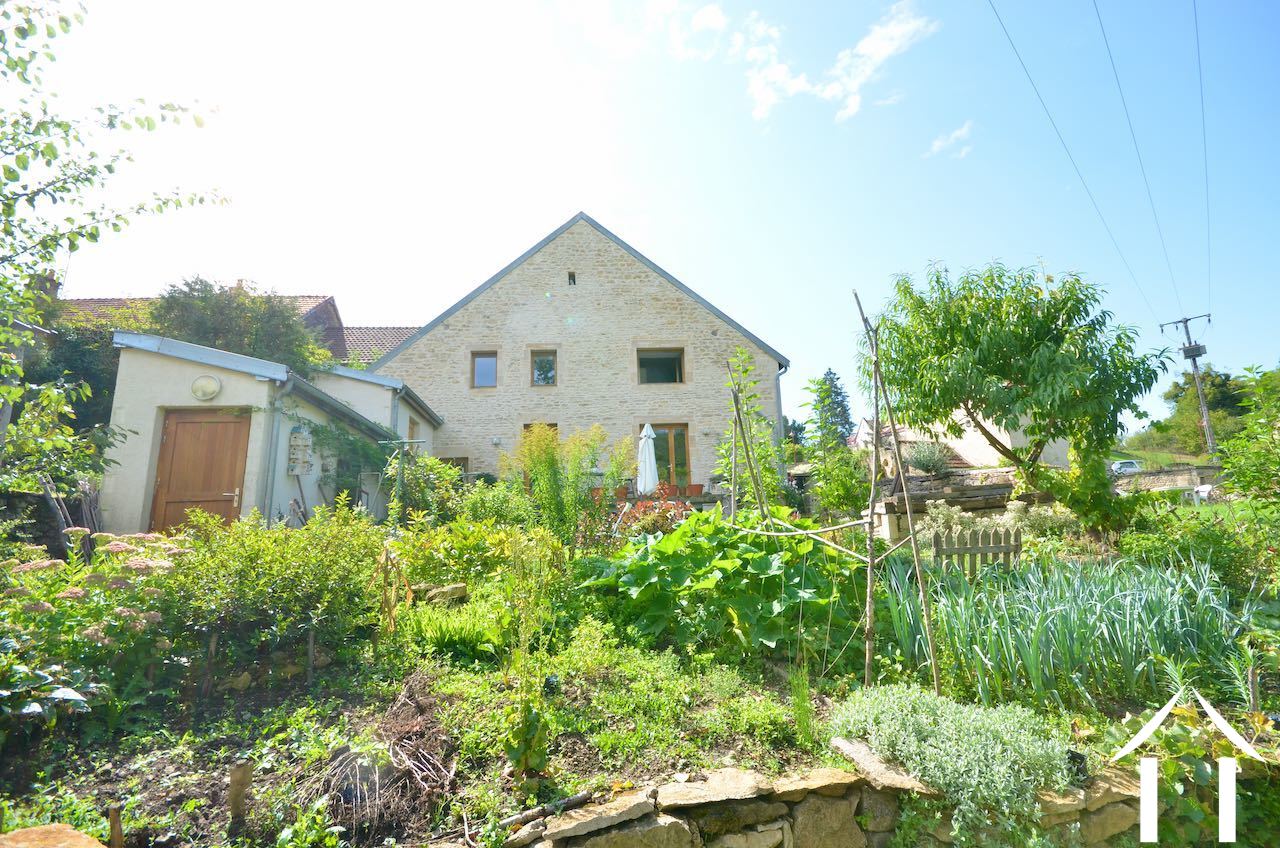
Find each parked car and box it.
[1110,459,1143,476]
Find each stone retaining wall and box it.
[494,739,1143,848]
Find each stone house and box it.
[372,212,789,491]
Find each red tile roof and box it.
[342,326,420,364]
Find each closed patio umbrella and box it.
[636,423,659,496]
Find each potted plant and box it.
[683,483,704,497]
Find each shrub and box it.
[1119,503,1267,592]
[918,500,1081,541]
[882,557,1258,710]
[1,529,179,735]
[459,480,536,527]
[156,499,385,666]
[905,442,953,476]
[393,519,514,588]
[831,684,1070,845]
[585,506,865,673]
[398,602,505,666]
[389,451,463,524]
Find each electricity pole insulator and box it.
[1160,313,1216,457]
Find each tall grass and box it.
[882,557,1258,710]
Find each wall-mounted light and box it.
[491,436,502,446]
[191,374,222,401]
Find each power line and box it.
[1192,0,1212,315]
[984,0,1159,324]
[1091,0,1185,315]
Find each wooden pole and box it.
[862,327,882,689]
[729,423,738,519]
[228,760,252,834]
[202,631,219,698]
[855,291,942,696]
[306,628,316,687]
[107,804,123,848]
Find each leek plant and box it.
[882,557,1257,710]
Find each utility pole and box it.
[1159,313,1216,456]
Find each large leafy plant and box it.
[586,506,864,671]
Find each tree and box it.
[871,264,1168,531]
[150,278,330,375]
[804,372,868,516]
[1161,364,1245,414]
[1219,368,1280,506]
[716,347,784,510]
[1125,365,1248,456]
[1,3,198,492]
[815,369,854,443]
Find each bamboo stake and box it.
[306,628,316,687]
[729,416,738,519]
[863,325,882,688]
[202,631,219,698]
[855,291,942,696]
[726,366,771,520]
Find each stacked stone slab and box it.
[504,740,1144,848]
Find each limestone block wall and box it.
[489,751,1149,848]
[377,220,784,485]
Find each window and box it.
[646,423,690,487]
[568,271,576,286]
[531,350,557,386]
[407,418,421,451]
[637,349,684,384]
[471,351,497,387]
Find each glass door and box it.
[647,423,690,488]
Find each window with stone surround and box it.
[471,351,497,387]
[637,348,684,384]
[531,350,557,386]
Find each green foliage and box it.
[904,442,952,476]
[390,451,463,524]
[1,531,176,737]
[716,347,784,510]
[157,500,385,664]
[1118,502,1266,592]
[299,419,391,505]
[1126,365,1249,457]
[803,373,869,516]
[150,277,330,375]
[393,518,515,587]
[398,601,505,666]
[506,424,632,547]
[459,479,537,527]
[1,2,202,490]
[1220,368,1280,506]
[436,617,800,780]
[831,684,1070,845]
[585,506,865,673]
[871,264,1168,530]
[275,797,347,848]
[1102,705,1279,847]
[1,378,104,493]
[882,557,1258,711]
[918,499,1081,541]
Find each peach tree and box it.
[870,264,1168,532]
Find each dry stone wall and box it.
[485,740,1145,848]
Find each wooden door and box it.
[150,409,252,531]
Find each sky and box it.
[41,0,1280,429]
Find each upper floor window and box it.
[531,350,557,386]
[638,348,684,384]
[568,271,577,286]
[472,351,497,387]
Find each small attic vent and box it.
[568,271,576,286]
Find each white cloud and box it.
[822,1,940,120]
[691,4,727,32]
[925,119,973,157]
[952,144,972,159]
[875,91,905,106]
[731,2,938,121]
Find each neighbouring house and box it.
[371,212,789,491]
[98,332,440,533]
[852,414,1070,470]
